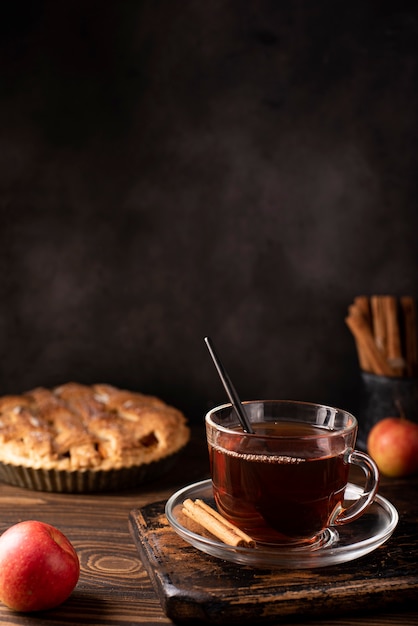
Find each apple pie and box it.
[0,382,190,492]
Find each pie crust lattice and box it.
[0,382,190,473]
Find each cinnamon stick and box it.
[354,296,372,327]
[349,300,372,371]
[346,295,418,378]
[371,295,387,357]
[345,305,396,377]
[182,498,255,547]
[382,295,404,376]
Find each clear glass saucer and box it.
[165,479,398,569]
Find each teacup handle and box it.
[334,449,380,525]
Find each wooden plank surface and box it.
[0,424,416,626]
[128,471,418,624]
[0,427,208,626]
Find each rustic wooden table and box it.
[0,424,416,626]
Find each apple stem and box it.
[395,398,406,420]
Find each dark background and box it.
[1,1,417,424]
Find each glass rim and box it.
[205,399,358,439]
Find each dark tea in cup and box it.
[205,400,379,546]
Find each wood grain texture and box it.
[129,473,418,625]
[0,425,415,626]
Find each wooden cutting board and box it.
[128,477,418,624]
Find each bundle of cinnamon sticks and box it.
[182,498,255,547]
[345,295,418,378]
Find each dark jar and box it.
[357,372,418,451]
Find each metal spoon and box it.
[204,336,254,433]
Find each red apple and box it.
[367,417,418,478]
[0,520,80,612]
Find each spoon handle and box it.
[204,336,254,433]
